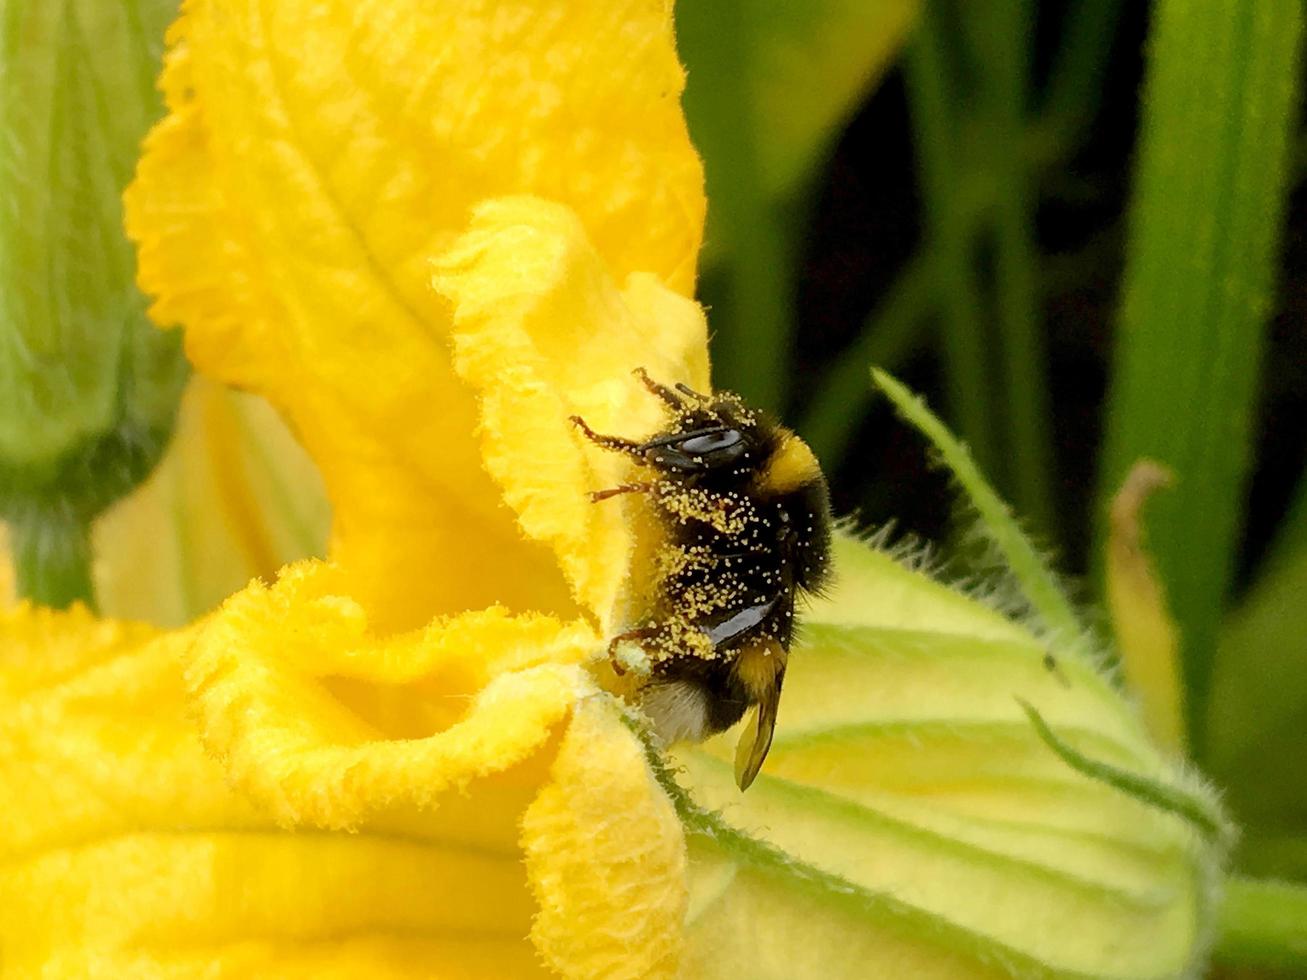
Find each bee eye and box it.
[676,429,742,456]
[646,427,748,472]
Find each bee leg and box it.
[569,415,646,459]
[605,626,660,675]
[588,481,656,502]
[674,381,710,402]
[632,367,687,409]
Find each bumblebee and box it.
[571,369,832,789]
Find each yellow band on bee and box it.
[732,637,787,699]
[758,431,823,496]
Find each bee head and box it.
[597,369,776,482]
[642,424,751,472]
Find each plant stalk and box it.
[903,9,998,476]
[1213,875,1307,972]
[10,512,97,611]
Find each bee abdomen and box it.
[640,675,749,743]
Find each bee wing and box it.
[734,670,783,791]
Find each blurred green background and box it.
[677,0,1307,952]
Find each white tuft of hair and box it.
[640,679,712,744]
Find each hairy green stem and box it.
[873,368,1084,647]
[1214,875,1307,971]
[10,513,97,610]
[1019,700,1230,844]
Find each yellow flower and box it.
[0,1,1228,978]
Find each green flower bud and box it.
[0,0,187,606]
[650,373,1231,979]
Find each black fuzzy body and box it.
[573,373,834,775]
[574,377,834,750]
[647,427,833,733]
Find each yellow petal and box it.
[435,196,709,626]
[92,375,330,627]
[811,532,1034,644]
[125,0,704,633]
[186,559,599,830]
[178,561,699,975]
[0,604,543,976]
[1106,460,1186,752]
[522,696,687,979]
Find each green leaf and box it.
[900,13,998,475]
[0,0,188,606]
[961,0,1056,538]
[1205,400,1307,840]
[1093,0,1304,748]
[1037,0,1128,148]
[679,0,919,204]
[743,0,919,200]
[677,0,918,411]
[1206,546,1307,832]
